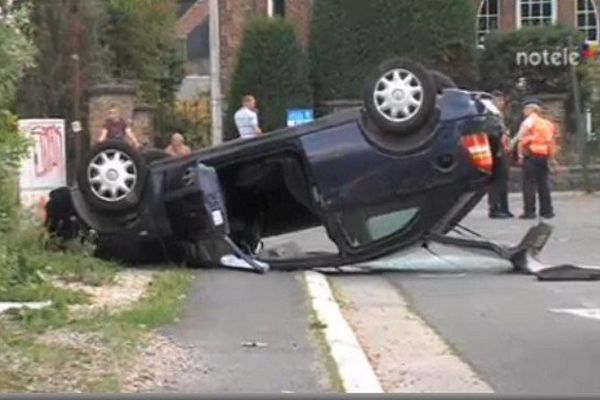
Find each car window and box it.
[366,208,419,242]
[339,206,420,247]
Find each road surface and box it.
[163,192,600,393]
[331,193,600,394]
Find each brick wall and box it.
[557,0,577,27]
[176,0,209,38]
[286,0,312,46]
[475,0,585,33]
[218,0,266,95]
[500,0,516,31]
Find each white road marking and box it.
[304,271,383,394]
[550,308,600,321]
[418,273,467,279]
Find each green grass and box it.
[0,204,194,392]
[0,218,118,303]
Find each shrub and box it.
[155,96,212,149]
[226,18,312,139]
[308,0,478,103]
[0,111,30,220]
[478,25,585,95]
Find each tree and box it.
[0,1,36,219]
[226,18,312,139]
[309,0,478,103]
[103,0,185,105]
[15,0,109,122]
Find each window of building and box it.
[477,0,501,45]
[518,0,556,27]
[268,0,286,17]
[577,0,599,42]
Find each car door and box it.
[298,110,492,261]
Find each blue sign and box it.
[287,109,314,127]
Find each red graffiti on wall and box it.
[30,124,62,177]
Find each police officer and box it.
[487,90,514,219]
[510,97,557,220]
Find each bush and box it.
[0,111,29,222]
[309,0,478,103]
[226,18,312,139]
[478,25,584,95]
[154,96,212,149]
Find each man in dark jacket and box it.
[487,90,514,219]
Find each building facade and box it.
[176,0,600,97]
[175,0,312,99]
[476,0,600,45]
[174,0,598,143]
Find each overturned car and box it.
[45,58,554,274]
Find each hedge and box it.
[478,25,586,96]
[308,0,478,103]
[225,18,312,139]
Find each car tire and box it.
[430,70,457,94]
[363,58,436,135]
[77,140,148,214]
[141,148,172,165]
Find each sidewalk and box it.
[162,270,336,393]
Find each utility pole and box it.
[69,3,83,185]
[569,38,591,193]
[209,0,223,145]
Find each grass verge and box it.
[0,269,193,392]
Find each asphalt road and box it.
[333,193,600,394]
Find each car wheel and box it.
[364,58,436,135]
[141,148,172,165]
[77,140,148,214]
[430,70,457,94]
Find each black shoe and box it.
[500,210,514,218]
[519,213,536,220]
[541,212,555,219]
[490,211,512,219]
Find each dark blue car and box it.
[45,58,552,273]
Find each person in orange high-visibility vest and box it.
[510,97,557,220]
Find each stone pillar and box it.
[87,83,137,145]
[133,104,156,147]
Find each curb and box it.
[507,191,598,198]
[304,271,383,394]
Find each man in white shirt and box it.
[234,95,263,139]
[509,98,540,154]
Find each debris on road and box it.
[241,341,269,348]
[0,301,52,315]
